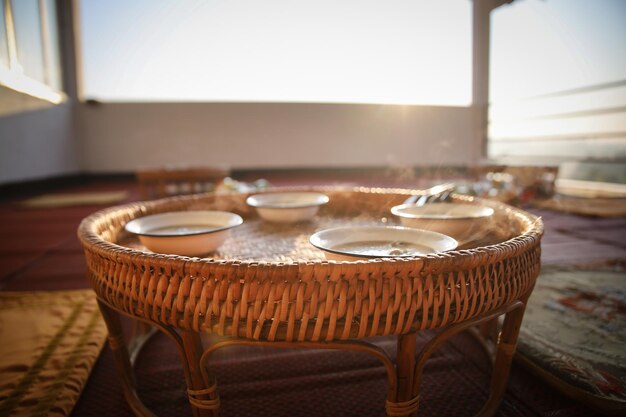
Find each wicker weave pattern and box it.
[79,188,542,344]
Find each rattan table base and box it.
[78,187,543,417]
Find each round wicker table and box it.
[78,187,543,417]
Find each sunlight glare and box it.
[80,0,471,105]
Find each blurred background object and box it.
[136,166,230,199]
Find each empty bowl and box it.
[390,202,494,244]
[124,210,243,256]
[246,192,329,223]
[309,225,457,261]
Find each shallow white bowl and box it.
[390,202,494,244]
[246,192,329,223]
[310,225,457,262]
[124,210,243,256]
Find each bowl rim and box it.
[246,191,330,209]
[124,210,243,237]
[309,225,458,259]
[391,202,495,220]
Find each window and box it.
[12,0,46,83]
[0,0,64,104]
[79,0,472,106]
[488,0,626,162]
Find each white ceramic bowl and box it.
[309,225,457,262]
[246,192,329,223]
[390,202,494,244]
[124,210,243,256]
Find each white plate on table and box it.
[310,225,457,262]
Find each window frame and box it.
[0,0,65,104]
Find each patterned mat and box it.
[0,290,108,417]
[517,265,626,415]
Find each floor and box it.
[1,173,624,417]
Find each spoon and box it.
[404,183,455,205]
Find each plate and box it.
[309,225,457,261]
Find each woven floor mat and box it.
[72,328,601,417]
[19,191,128,208]
[0,290,108,417]
[78,331,492,417]
[517,264,626,416]
[534,196,626,217]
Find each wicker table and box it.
[78,187,543,417]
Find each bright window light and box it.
[79,0,472,106]
[489,0,626,161]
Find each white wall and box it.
[0,101,477,185]
[0,102,80,185]
[79,102,477,172]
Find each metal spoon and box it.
[404,183,455,205]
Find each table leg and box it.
[180,331,220,417]
[96,300,157,417]
[474,302,527,417]
[387,332,420,417]
[396,301,526,417]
